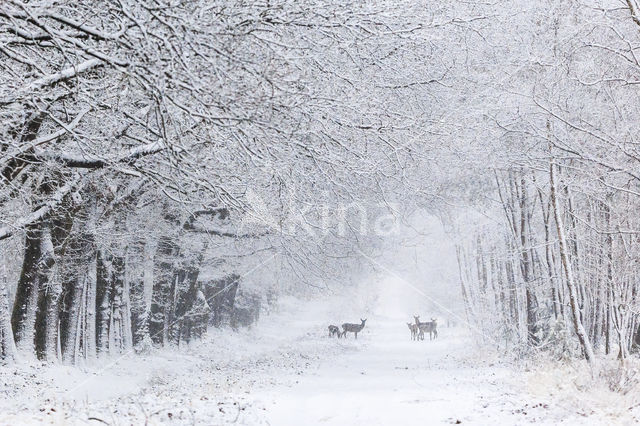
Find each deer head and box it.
[431,317,438,323]
[360,318,367,325]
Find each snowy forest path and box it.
[253,316,539,425]
[0,300,614,425]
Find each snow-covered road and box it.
[250,316,563,426]
[257,319,514,425]
[250,314,637,426]
[1,297,633,425]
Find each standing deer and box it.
[406,322,418,341]
[414,316,438,340]
[430,318,438,339]
[342,319,367,339]
[328,325,340,338]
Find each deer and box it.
[342,319,367,339]
[406,322,418,340]
[414,316,438,340]
[425,317,437,340]
[328,325,340,338]
[430,318,438,340]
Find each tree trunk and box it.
[121,261,133,352]
[550,160,595,364]
[517,175,538,345]
[96,250,111,354]
[0,258,17,361]
[84,254,97,360]
[34,224,60,361]
[62,273,85,364]
[12,225,44,355]
[136,237,155,346]
[108,255,126,354]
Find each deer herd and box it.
[327,316,438,341]
[407,316,438,341]
[328,319,367,339]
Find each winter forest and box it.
[3,0,640,424]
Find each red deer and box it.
[414,316,438,340]
[328,325,340,337]
[342,319,367,339]
[407,322,418,340]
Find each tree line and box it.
[451,0,640,364]
[0,0,461,363]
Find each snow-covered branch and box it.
[0,174,82,241]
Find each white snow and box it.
[0,295,638,425]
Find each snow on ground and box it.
[1,295,638,425]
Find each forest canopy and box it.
[2,0,640,368]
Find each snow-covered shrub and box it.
[135,334,154,355]
[538,317,581,361]
[599,360,640,394]
[230,291,261,330]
